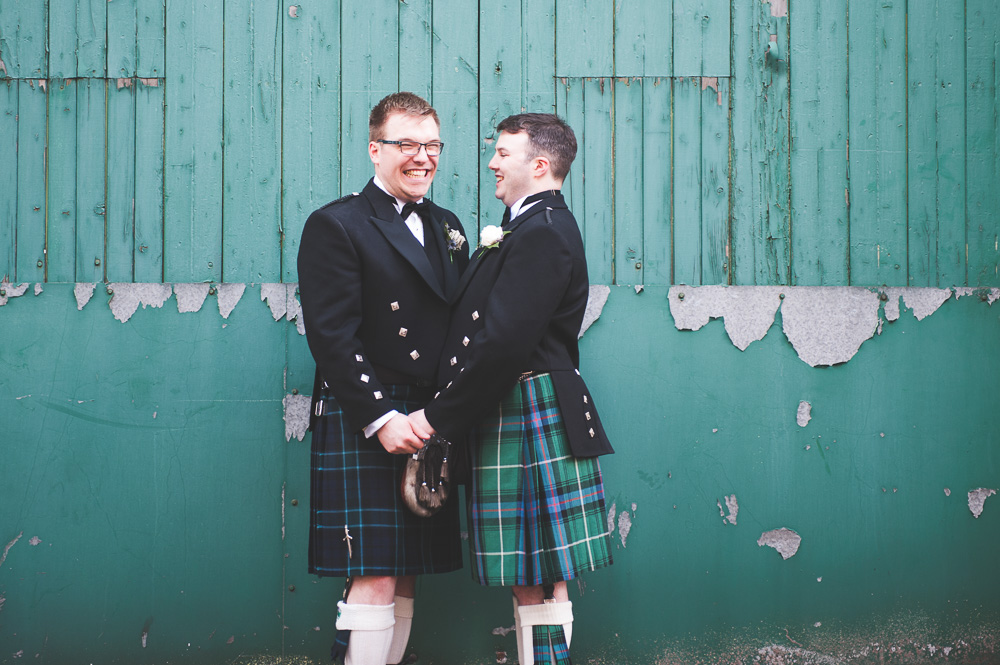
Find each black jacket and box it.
[298,179,471,433]
[424,191,613,458]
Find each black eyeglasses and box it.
[376,140,445,156]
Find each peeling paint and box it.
[606,501,617,541]
[283,393,311,442]
[33,283,42,296]
[968,488,996,518]
[173,283,210,313]
[797,401,812,427]
[0,279,30,306]
[288,4,299,17]
[116,77,133,89]
[216,283,246,319]
[701,76,723,106]
[491,625,515,637]
[757,645,841,664]
[28,536,41,546]
[579,285,611,338]
[1,532,23,567]
[668,285,783,351]
[953,287,975,299]
[881,287,951,321]
[782,289,880,366]
[758,527,801,560]
[138,78,159,87]
[764,0,789,17]
[75,283,97,310]
[990,288,1000,305]
[617,510,632,548]
[944,488,951,497]
[108,283,172,322]
[718,495,738,525]
[261,283,306,335]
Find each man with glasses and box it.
[298,92,470,665]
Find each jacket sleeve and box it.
[425,220,574,440]
[297,208,393,433]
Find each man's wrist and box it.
[364,410,398,438]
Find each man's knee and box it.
[346,575,398,605]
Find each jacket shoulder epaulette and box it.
[318,192,360,211]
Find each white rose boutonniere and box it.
[443,223,466,262]
[479,225,508,249]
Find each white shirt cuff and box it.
[364,410,399,438]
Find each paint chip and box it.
[668,285,783,351]
[108,283,172,322]
[881,287,952,321]
[989,288,1000,306]
[968,488,996,518]
[28,536,41,546]
[781,288,880,366]
[796,401,812,427]
[75,283,97,310]
[0,279,30,306]
[216,283,246,319]
[757,527,801,560]
[579,285,611,338]
[718,495,738,525]
[617,510,632,548]
[34,283,43,296]
[173,283,210,313]
[283,393,311,442]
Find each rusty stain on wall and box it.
[967,488,996,518]
[758,527,801,559]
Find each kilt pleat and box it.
[470,374,612,586]
[308,383,463,577]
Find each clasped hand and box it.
[375,409,437,455]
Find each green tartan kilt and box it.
[469,373,613,586]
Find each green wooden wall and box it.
[2,1,999,664]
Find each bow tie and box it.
[400,200,431,222]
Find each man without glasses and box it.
[298,92,470,665]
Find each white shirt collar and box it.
[373,175,423,213]
[509,194,541,221]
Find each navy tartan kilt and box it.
[308,384,463,577]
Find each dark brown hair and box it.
[369,92,440,142]
[495,113,578,180]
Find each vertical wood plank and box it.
[731,0,790,285]
[78,0,108,77]
[701,76,729,284]
[908,0,966,286]
[281,0,341,282]
[846,0,906,286]
[672,0,731,77]
[640,77,671,285]
[223,0,281,282]
[430,0,479,227]
[524,0,556,112]
[790,0,848,285]
[555,0,613,76]
[615,0,671,76]
[46,79,78,283]
[479,0,523,228]
[164,0,224,282]
[134,79,165,282]
[0,0,47,78]
[137,0,166,77]
[399,0,432,100]
[48,0,78,78]
[16,80,47,283]
[0,81,17,277]
[581,77,613,284]
[557,77,586,238]
[673,76,702,285]
[614,78,644,285]
[76,78,107,283]
[966,0,1000,286]
[341,0,398,192]
[108,0,137,78]
[107,80,137,282]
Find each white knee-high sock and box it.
[336,601,395,665]
[385,596,414,664]
[515,601,573,665]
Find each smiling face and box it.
[488,130,543,207]
[370,112,441,203]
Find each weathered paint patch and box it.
[108,283,173,323]
[0,279,30,306]
[668,285,783,351]
[990,288,1000,305]
[288,4,299,17]
[579,285,611,338]
[797,401,812,427]
[701,76,723,106]
[33,283,42,296]
[968,488,996,518]
[283,393,311,442]
[617,509,633,548]
[757,527,801,560]
[881,287,952,321]
[75,283,97,310]
[764,0,789,17]
[954,287,976,299]
[781,288,880,367]
[756,645,841,664]
[173,283,210,313]
[491,625,515,637]
[606,501,617,542]
[718,495,739,525]
[28,536,41,546]
[216,283,246,319]
[261,283,306,335]
[1,532,23,567]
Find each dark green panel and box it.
[0,81,15,276]
[846,0,906,286]
[46,79,78,283]
[76,78,107,283]
[164,0,224,282]
[134,81,165,282]
[790,0,848,285]
[281,0,341,282]
[731,0,790,285]
[15,80,46,283]
[107,81,137,282]
[907,0,966,287]
[965,0,1000,287]
[223,0,282,282]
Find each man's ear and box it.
[369,141,380,165]
[532,156,551,178]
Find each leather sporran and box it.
[400,434,451,517]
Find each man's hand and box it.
[376,413,429,455]
[408,409,435,437]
